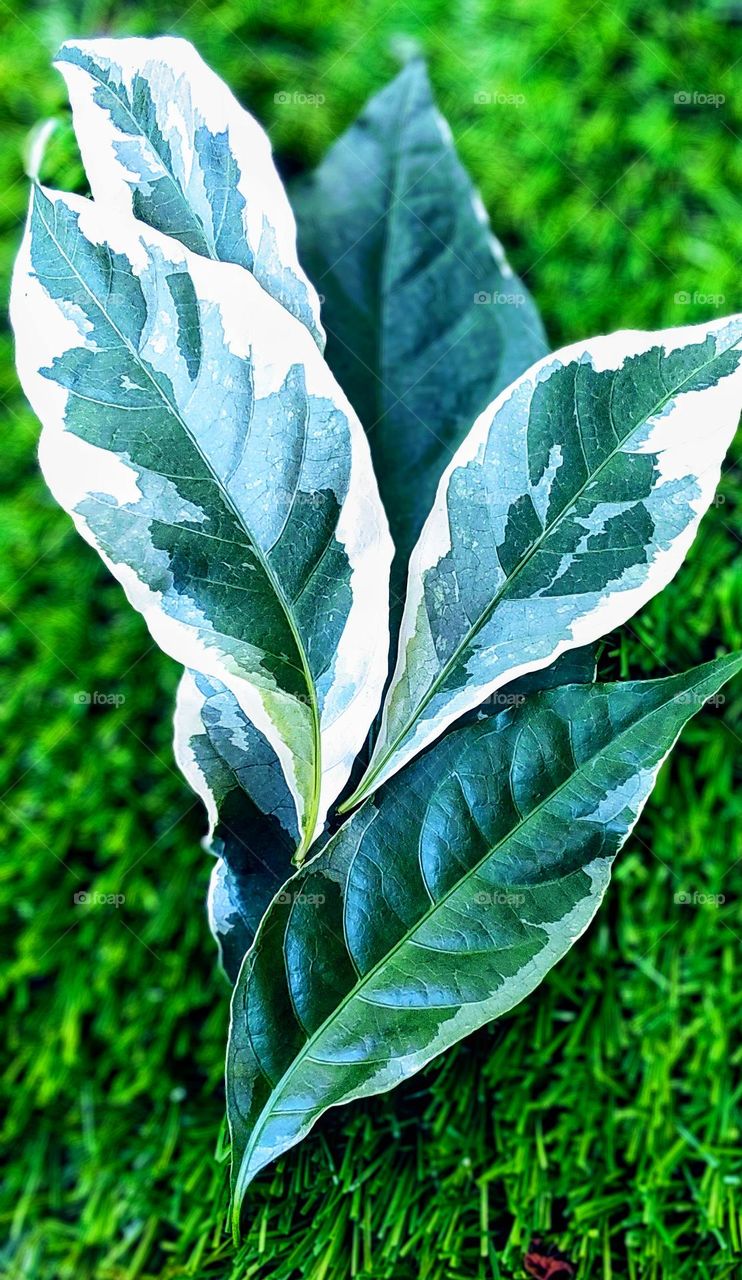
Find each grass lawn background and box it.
[1,0,740,1276]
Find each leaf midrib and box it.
[64,52,220,261]
[233,664,730,1200]
[37,189,322,849]
[346,337,738,807]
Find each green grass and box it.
[1,0,741,1276]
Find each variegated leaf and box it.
[293,61,547,605]
[11,186,393,854]
[179,644,598,984]
[228,654,742,1224]
[55,36,324,345]
[501,642,597,700]
[342,318,742,809]
[174,671,299,981]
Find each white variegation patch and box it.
[207,858,245,978]
[56,36,325,345]
[11,187,393,852]
[174,671,255,978]
[346,318,742,805]
[173,671,218,839]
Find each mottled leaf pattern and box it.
[344,319,742,808]
[12,43,742,1235]
[174,672,299,981]
[11,187,393,853]
[228,655,742,1221]
[183,643,597,983]
[293,61,547,602]
[56,37,324,344]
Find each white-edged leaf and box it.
[11,185,393,854]
[227,654,742,1224]
[343,318,742,808]
[55,36,324,345]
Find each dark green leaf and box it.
[293,62,548,603]
[228,654,741,1226]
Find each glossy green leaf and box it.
[292,61,547,602]
[502,643,597,699]
[181,643,597,983]
[344,318,742,809]
[56,36,324,345]
[228,653,741,1226]
[11,186,393,854]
